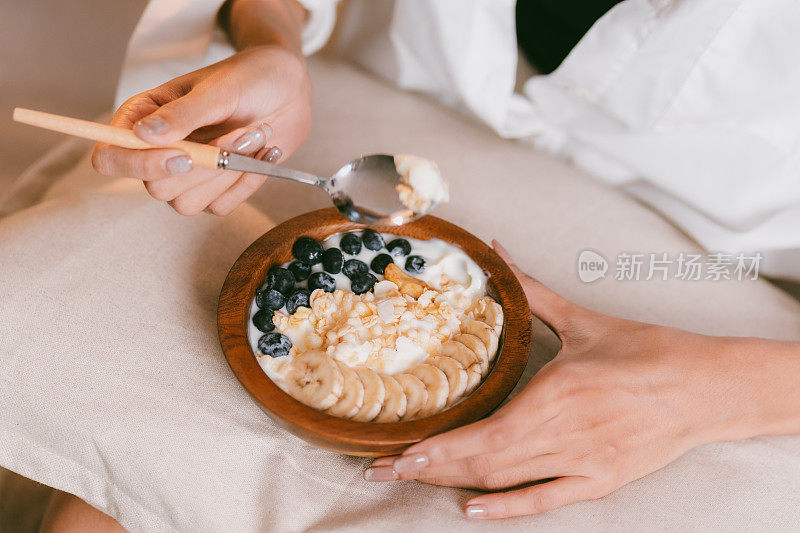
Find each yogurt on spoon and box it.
[394,154,449,214]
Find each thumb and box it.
[133,88,232,145]
[492,239,581,336]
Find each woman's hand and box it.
[92,44,311,216]
[364,241,800,519]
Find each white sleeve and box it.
[521,0,800,281]
[115,0,340,107]
[296,0,340,56]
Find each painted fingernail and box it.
[165,155,192,174]
[259,123,273,139]
[135,116,169,136]
[233,128,266,153]
[465,504,488,519]
[264,146,282,163]
[392,453,429,473]
[363,467,398,482]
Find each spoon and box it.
[13,108,427,225]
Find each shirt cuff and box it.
[296,0,340,55]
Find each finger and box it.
[215,123,273,155]
[204,173,266,216]
[91,144,193,181]
[492,240,580,335]
[169,170,241,216]
[385,416,527,479]
[411,454,566,489]
[370,456,398,468]
[396,441,561,483]
[133,88,234,145]
[465,476,596,519]
[144,168,225,202]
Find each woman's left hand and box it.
[364,241,787,519]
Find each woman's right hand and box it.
[91,44,312,216]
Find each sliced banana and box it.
[395,373,428,421]
[475,298,504,334]
[464,368,482,394]
[285,350,344,410]
[429,356,468,405]
[453,333,489,374]
[440,340,481,369]
[351,366,386,422]
[408,363,449,418]
[325,361,365,419]
[461,319,499,362]
[374,374,408,423]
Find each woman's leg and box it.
[39,491,126,533]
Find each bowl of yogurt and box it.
[218,208,532,456]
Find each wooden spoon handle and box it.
[12,107,222,169]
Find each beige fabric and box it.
[1,57,800,532]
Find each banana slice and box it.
[374,374,408,423]
[464,368,482,394]
[351,367,386,422]
[395,373,428,421]
[325,361,365,419]
[285,350,344,410]
[461,319,499,362]
[453,333,489,374]
[408,363,449,418]
[440,340,481,369]
[474,298,504,334]
[429,356,468,405]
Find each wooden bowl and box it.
[218,208,532,457]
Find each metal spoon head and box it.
[325,154,429,226]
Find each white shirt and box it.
[118,0,800,281]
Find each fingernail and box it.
[233,128,266,153]
[392,453,429,474]
[259,123,273,139]
[363,466,398,482]
[165,155,192,174]
[264,146,282,163]
[465,504,488,519]
[135,116,169,136]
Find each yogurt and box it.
[394,154,449,213]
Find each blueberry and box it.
[386,238,412,257]
[340,233,362,255]
[342,259,368,278]
[257,332,292,358]
[266,266,295,294]
[370,253,394,275]
[350,273,377,295]
[292,237,324,265]
[256,288,285,310]
[322,248,343,274]
[405,255,426,274]
[252,308,275,332]
[361,229,385,251]
[288,261,311,282]
[285,289,311,314]
[308,271,336,293]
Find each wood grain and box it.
[217,208,533,457]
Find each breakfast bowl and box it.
[217,208,532,457]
